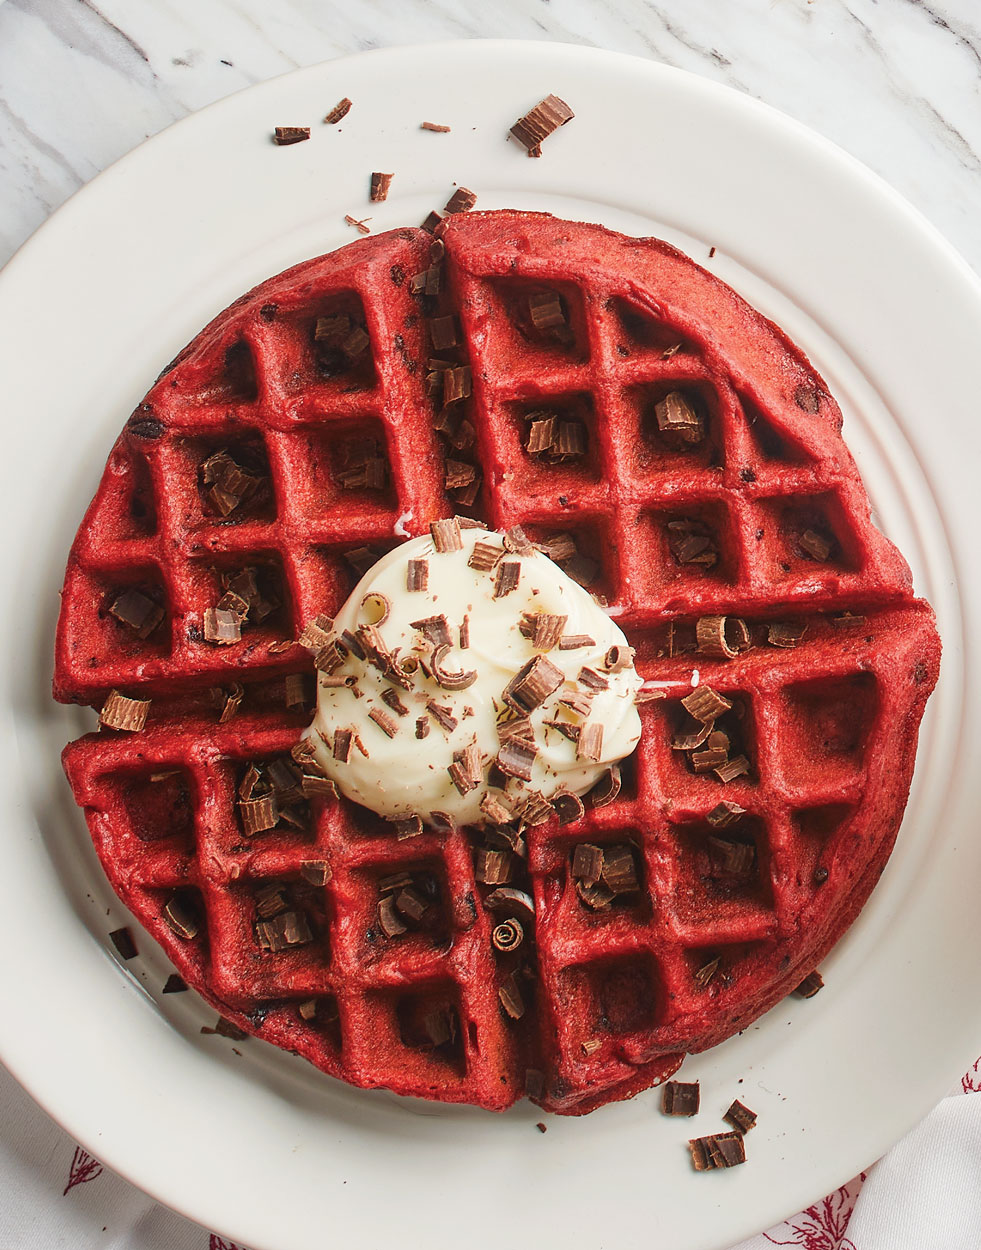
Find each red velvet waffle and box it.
[54,211,939,1115]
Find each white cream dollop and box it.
[305,527,642,826]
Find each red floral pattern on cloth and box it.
[763,1174,865,1249]
[63,1145,103,1195]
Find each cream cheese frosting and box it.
[304,523,642,827]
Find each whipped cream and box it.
[305,525,642,827]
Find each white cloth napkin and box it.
[3,1058,980,1250]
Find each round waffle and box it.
[54,210,939,1115]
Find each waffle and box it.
[54,210,939,1115]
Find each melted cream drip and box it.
[306,528,642,826]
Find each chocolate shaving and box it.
[299,859,331,887]
[672,721,713,752]
[203,607,242,645]
[551,791,584,825]
[576,879,614,911]
[420,120,451,132]
[708,836,755,876]
[694,956,720,987]
[110,588,164,639]
[572,844,603,886]
[405,558,429,593]
[163,895,199,940]
[794,970,824,999]
[324,98,352,124]
[442,365,472,405]
[545,718,580,744]
[415,716,431,739]
[502,525,535,556]
[468,541,502,571]
[581,1038,602,1057]
[256,909,313,952]
[654,391,703,444]
[681,685,732,723]
[273,126,310,145]
[431,643,477,690]
[509,94,575,156]
[692,746,729,774]
[444,186,477,214]
[381,688,409,717]
[430,516,463,552]
[526,415,557,455]
[162,974,187,994]
[392,815,424,840]
[449,741,482,795]
[332,727,354,763]
[714,754,749,783]
[601,845,638,894]
[589,766,622,808]
[480,792,514,825]
[575,670,609,700]
[724,1099,758,1134]
[799,529,833,561]
[344,214,371,234]
[99,690,150,732]
[299,614,335,651]
[497,738,537,783]
[370,171,393,202]
[378,894,408,937]
[767,622,808,649]
[498,715,535,746]
[284,673,309,710]
[528,292,566,331]
[706,800,746,828]
[368,707,399,738]
[425,700,458,734]
[520,611,567,651]
[239,793,279,835]
[689,1132,746,1171]
[662,1081,700,1116]
[503,654,564,713]
[536,532,577,563]
[559,633,595,650]
[696,615,751,659]
[494,560,521,598]
[459,614,470,649]
[109,928,137,960]
[491,918,524,952]
[410,613,452,648]
[498,972,525,1019]
[604,644,635,673]
[518,790,553,826]
[476,847,513,885]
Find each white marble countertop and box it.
[1,3,980,1248]
[2,0,981,278]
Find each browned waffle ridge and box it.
[54,211,939,1114]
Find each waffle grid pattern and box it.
[58,213,939,1113]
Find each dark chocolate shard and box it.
[444,186,477,214]
[273,126,310,145]
[370,171,394,202]
[794,970,824,999]
[723,1099,758,1134]
[324,98,352,124]
[662,1080,700,1116]
[109,927,137,960]
[509,94,575,155]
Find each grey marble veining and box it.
[1,0,981,277]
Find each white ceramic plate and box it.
[1,40,979,1250]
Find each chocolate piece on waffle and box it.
[54,211,939,1115]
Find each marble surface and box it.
[1,0,981,279]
